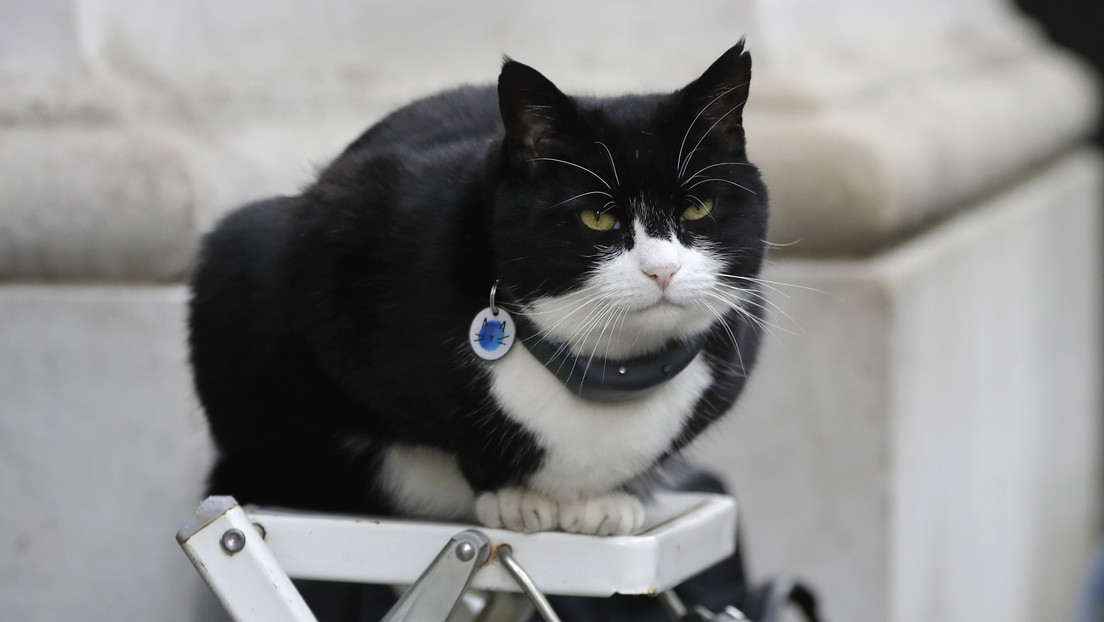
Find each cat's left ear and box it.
[498,58,578,166]
[676,40,752,139]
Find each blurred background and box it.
[0,1,1100,621]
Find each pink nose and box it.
[644,264,679,291]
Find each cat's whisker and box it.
[762,238,803,249]
[686,195,710,210]
[523,301,590,319]
[524,303,611,364]
[574,298,623,352]
[528,157,612,190]
[558,299,621,377]
[732,304,792,343]
[596,304,629,359]
[545,295,616,352]
[679,89,749,179]
[677,148,707,177]
[701,289,791,340]
[704,285,764,316]
[528,298,610,354]
[602,305,629,374]
[713,285,780,314]
[581,248,614,261]
[695,299,734,346]
[676,85,740,177]
[521,285,605,315]
[719,307,782,349]
[595,141,621,189]
[522,104,555,122]
[580,303,617,362]
[712,280,768,299]
[527,304,613,342]
[583,298,625,383]
[684,177,758,196]
[715,279,790,300]
[532,298,607,340]
[721,274,840,300]
[685,193,720,225]
[614,304,631,354]
[681,161,756,187]
[712,286,804,336]
[547,190,615,209]
[695,299,745,372]
[730,289,799,327]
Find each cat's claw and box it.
[475,488,558,533]
[559,492,644,536]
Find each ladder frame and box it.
[177,492,737,621]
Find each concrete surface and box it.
[0,286,214,620]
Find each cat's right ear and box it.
[498,59,577,168]
[676,40,752,142]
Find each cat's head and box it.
[491,42,767,359]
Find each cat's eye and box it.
[580,210,620,231]
[682,198,715,221]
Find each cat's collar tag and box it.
[469,281,515,361]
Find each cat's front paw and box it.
[559,492,645,536]
[475,487,558,533]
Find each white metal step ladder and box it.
[177,492,740,622]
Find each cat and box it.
[188,41,768,537]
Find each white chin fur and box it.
[526,222,724,359]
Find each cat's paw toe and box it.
[475,488,558,533]
[559,493,644,536]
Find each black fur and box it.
[189,42,768,517]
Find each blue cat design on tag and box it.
[475,318,509,351]
[469,302,514,361]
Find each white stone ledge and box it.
[0,2,1097,280]
[0,124,197,282]
[751,46,1099,255]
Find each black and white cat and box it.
[188,41,768,536]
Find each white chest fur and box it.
[487,345,713,498]
[379,348,713,521]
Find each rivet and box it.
[455,540,476,562]
[220,528,246,555]
[618,366,628,375]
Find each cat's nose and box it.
[643,264,680,291]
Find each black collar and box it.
[512,313,708,402]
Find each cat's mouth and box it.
[639,297,682,313]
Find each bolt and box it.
[220,528,246,555]
[455,539,476,562]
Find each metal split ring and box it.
[489,280,500,316]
